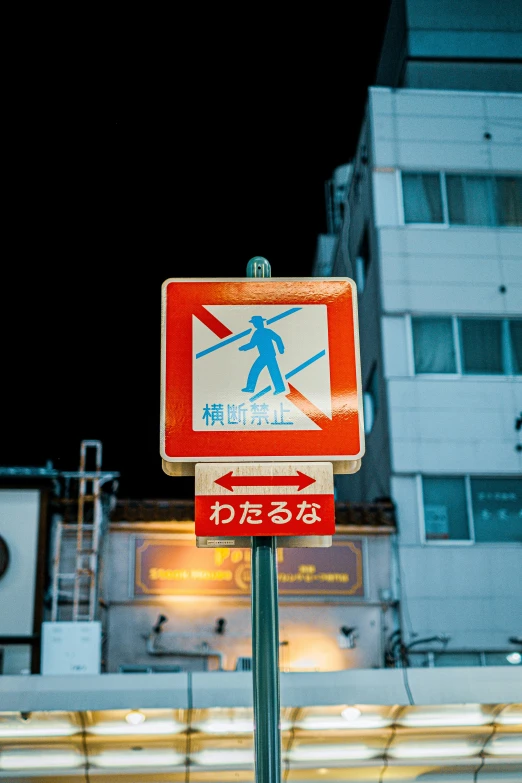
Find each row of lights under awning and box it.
[0,704,521,774]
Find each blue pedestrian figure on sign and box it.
[239,316,286,395]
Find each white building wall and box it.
[369,88,522,477]
[388,378,522,474]
[391,474,522,649]
[398,542,522,649]
[381,316,411,377]
[366,86,522,653]
[379,227,522,316]
[370,88,522,173]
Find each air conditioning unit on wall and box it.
[0,489,43,674]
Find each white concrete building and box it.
[315,0,522,668]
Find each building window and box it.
[460,319,503,374]
[363,364,379,435]
[446,175,496,226]
[411,317,521,376]
[402,173,443,223]
[509,321,522,373]
[401,172,522,226]
[496,176,522,226]
[354,228,370,294]
[422,476,522,544]
[422,477,470,541]
[412,318,456,373]
[470,478,522,543]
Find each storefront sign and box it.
[134,536,364,597]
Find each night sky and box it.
[3,6,391,499]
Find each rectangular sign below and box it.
[195,462,335,538]
[196,493,334,537]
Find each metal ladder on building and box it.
[51,440,105,622]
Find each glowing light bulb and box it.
[125,710,146,726]
[506,652,521,665]
[341,706,362,722]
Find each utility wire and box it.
[401,664,415,706]
[379,706,405,783]
[473,704,505,782]
[282,707,300,782]
[397,555,416,641]
[78,711,91,783]
[386,628,415,704]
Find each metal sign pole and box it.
[247,256,282,783]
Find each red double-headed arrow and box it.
[214,470,316,493]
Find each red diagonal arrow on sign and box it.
[285,383,333,429]
[193,305,233,339]
[214,470,316,492]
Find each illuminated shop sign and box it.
[133,536,364,597]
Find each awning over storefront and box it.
[0,667,521,780]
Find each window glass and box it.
[423,477,470,541]
[509,320,522,373]
[412,318,456,373]
[402,173,443,223]
[460,320,503,374]
[496,176,522,226]
[470,478,522,543]
[446,175,496,226]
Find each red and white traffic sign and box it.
[195,462,335,537]
[161,277,364,463]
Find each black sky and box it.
[3,6,392,499]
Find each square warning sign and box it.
[161,278,364,463]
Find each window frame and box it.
[445,173,497,227]
[399,171,522,228]
[398,171,448,228]
[410,314,459,375]
[458,318,505,376]
[419,474,522,546]
[409,316,522,378]
[419,474,473,546]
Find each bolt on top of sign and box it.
[161,278,365,467]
